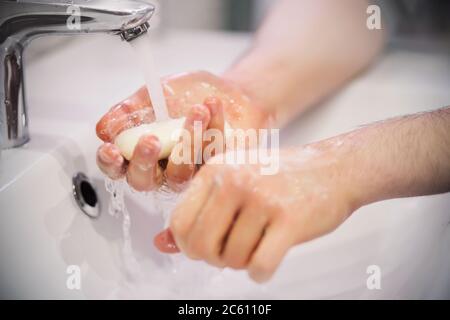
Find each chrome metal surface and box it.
[120,21,150,41]
[0,0,155,149]
[72,172,100,219]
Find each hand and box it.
[96,71,271,191]
[155,144,356,282]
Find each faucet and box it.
[0,0,155,149]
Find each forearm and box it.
[327,107,450,209]
[224,0,385,126]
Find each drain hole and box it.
[72,172,101,219]
[80,181,97,207]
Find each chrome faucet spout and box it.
[0,0,155,149]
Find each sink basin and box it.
[0,31,449,299]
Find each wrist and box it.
[310,133,379,212]
[223,50,282,117]
[224,46,331,127]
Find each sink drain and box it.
[72,172,100,219]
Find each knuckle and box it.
[222,169,244,193]
[268,203,287,222]
[248,194,278,220]
[277,210,295,227]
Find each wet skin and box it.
[96,71,270,192]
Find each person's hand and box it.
[155,144,357,282]
[96,71,270,191]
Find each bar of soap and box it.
[115,117,186,160]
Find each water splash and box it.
[103,177,265,298]
[104,178,141,277]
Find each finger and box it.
[247,222,293,283]
[202,97,225,162]
[221,201,270,270]
[126,134,163,192]
[165,104,211,190]
[153,229,180,254]
[185,173,244,267]
[96,86,154,142]
[96,143,126,180]
[169,169,216,256]
[204,96,224,132]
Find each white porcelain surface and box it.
[0,31,449,299]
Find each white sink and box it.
[0,31,449,299]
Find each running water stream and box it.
[129,32,169,122]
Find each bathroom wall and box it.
[153,0,274,31]
[27,0,450,61]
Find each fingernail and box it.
[99,149,114,164]
[191,111,205,122]
[140,146,152,156]
[154,229,180,254]
[139,137,161,157]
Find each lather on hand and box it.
[95,71,270,192]
[156,107,450,282]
